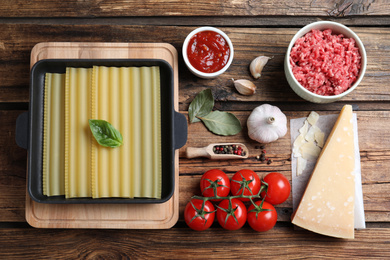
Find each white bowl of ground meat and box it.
[285,21,367,103]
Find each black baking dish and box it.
[16,59,187,204]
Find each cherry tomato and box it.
[200,169,230,200]
[247,200,277,232]
[230,169,261,201]
[184,199,215,231]
[216,199,247,230]
[261,172,291,205]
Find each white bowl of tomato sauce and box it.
[183,27,234,79]
[284,21,367,103]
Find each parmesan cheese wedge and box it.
[292,105,356,239]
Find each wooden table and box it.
[2,1,390,258]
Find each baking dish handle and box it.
[15,112,29,150]
[174,111,187,150]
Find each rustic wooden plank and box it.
[2,110,389,222]
[178,110,390,222]
[178,174,294,222]
[178,175,390,222]
[212,101,390,113]
[0,24,389,104]
[0,110,27,222]
[4,16,390,27]
[178,160,390,222]
[0,0,387,17]
[179,26,390,106]
[0,226,389,258]
[180,110,390,157]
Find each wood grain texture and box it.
[0,226,390,259]
[0,24,389,104]
[3,110,390,222]
[0,110,27,222]
[4,17,390,27]
[0,0,386,17]
[0,0,389,257]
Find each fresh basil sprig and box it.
[188,89,242,136]
[89,119,123,148]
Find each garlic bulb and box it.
[232,78,256,95]
[247,104,287,143]
[249,56,271,79]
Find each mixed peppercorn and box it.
[212,144,272,164]
[255,145,272,164]
[213,144,247,156]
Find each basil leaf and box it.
[198,111,242,136]
[188,89,214,123]
[89,119,123,148]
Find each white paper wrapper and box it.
[290,113,366,229]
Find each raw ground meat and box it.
[290,29,361,96]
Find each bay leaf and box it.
[188,89,214,123]
[198,111,242,136]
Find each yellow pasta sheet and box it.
[91,66,162,199]
[65,67,93,198]
[43,73,65,196]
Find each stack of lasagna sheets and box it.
[42,66,162,200]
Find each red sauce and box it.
[187,30,230,73]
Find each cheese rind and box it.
[292,105,355,239]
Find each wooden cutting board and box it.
[26,42,180,229]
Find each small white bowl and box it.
[182,27,234,79]
[284,21,367,103]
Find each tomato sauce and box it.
[187,31,230,73]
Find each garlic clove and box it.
[249,56,271,79]
[232,78,256,96]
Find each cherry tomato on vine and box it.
[184,199,215,231]
[200,169,230,200]
[260,172,291,205]
[230,169,261,201]
[247,200,277,232]
[216,199,247,230]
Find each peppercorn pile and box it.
[255,145,272,164]
[213,144,247,156]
